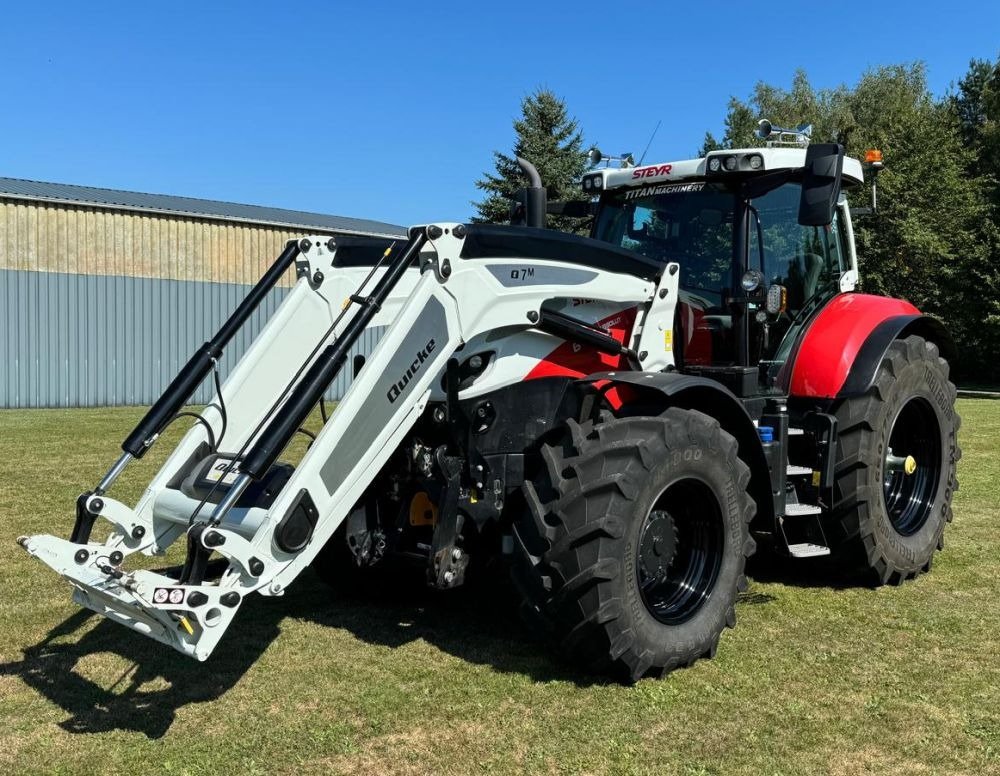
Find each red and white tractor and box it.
[20,120,960,681]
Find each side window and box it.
[752,184,844,311]
[828,211,847,274]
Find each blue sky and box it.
[2,2,997,228]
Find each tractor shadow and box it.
[293,564,601,686]
[745,546,874,590]
[0,568,595,739]
[2,555,870,738]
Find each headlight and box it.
[708,157,721,172]
[741,270,764,292]
[593,176,603,189]
[723,155,738,171]
[749,154,763,170]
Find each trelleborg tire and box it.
[511,408,755,682]
[830,335,961,584]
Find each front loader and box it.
[21,126,961,681]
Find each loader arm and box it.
[20,224,670,661]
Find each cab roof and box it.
[590,147,865,192]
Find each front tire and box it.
[830,335,961,584]
[511,409,756,682]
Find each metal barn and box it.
[0,178,404,408]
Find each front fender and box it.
[578,371,773,529]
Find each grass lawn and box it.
[0,400,997,775]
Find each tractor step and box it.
[787,542,831,558]
[786,465,812,476]
[785,502,822,516]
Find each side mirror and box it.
[798,143,843,226]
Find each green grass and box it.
[1,401,998,775]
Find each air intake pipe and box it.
[515,156,547,229]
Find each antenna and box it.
[638,120,662,165]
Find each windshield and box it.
[592,180,847,372]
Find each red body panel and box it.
[788,293,919,398]
[525,308,638,381]
[525,307,638,407]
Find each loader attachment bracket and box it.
[429,449,470,589]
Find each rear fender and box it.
[786,293,955,399]
[838,314,956,397]
[578,372,773,529]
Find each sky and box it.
[1,2,998,229]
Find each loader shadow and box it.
[0,604,279,739]
[0,569,595,739]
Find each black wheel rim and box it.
[883,397,942,536]
[636,478,725,625]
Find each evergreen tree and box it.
[473,89,589,234]
[949,55,1000,383]
[951,56,1000,205]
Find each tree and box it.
[703,65,1000,383]
[948,55,1000,383]
[473,89,590,234]
[700,70,853,154]
[951,56,1000,204]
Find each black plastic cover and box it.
[331,235,409,267]
[459,223,662,280]
[275,489,319,554]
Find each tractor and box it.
[20,120,960,681]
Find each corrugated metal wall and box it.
[0,198,304,284]
[0,197,383,408]
[0,269,385,408]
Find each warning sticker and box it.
[664,330,673,351]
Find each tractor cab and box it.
[584,125,866,397]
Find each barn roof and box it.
[0,177,406,238]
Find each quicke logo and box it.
[387,339,436,403]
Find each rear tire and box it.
[830,335,961,584]
[511,408,756,682]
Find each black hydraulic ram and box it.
[536,308,637,364]
[239,230,429,482]
[121,240,302,459]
